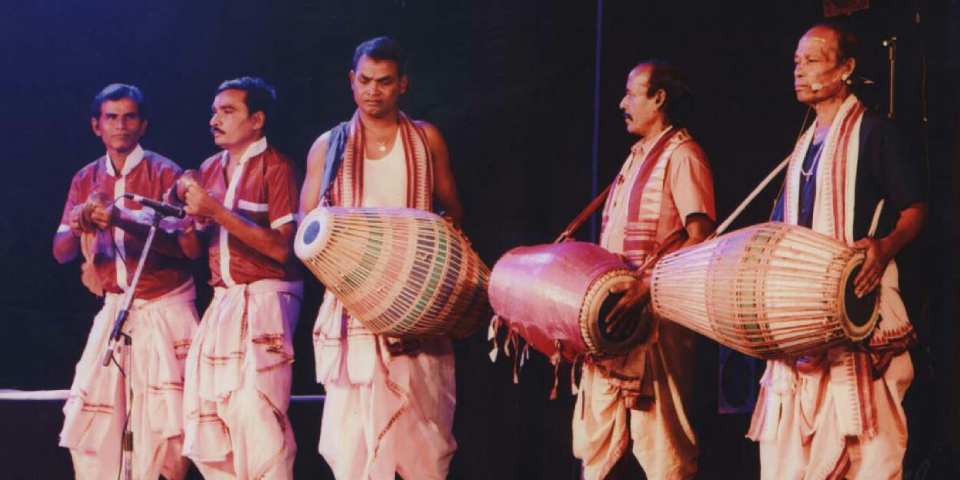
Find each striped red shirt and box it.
[58,146,192,299]
[197,138,303,287]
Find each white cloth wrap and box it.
[182,279,302,479]
[60,279,198,480]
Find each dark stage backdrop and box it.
[0,0,956,479]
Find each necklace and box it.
[369,124,398,153]
[800,157,819,179]
[800,143,823,180]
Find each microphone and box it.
[123,193,187,218]
[810,72,850,92]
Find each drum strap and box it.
[554,181,615,243]
[552,181,683,274]
[555,128,682,244]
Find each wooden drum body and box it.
[295,207,491,339]
[650,222,880,359]
[489,242,644,360]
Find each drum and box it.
[489,242,644,360]
[295,206,491,339]
[650,222,880,360]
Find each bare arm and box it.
[300,132,330,217]
[418,121,464,227]
[183,183,295,264]
[53,230,81,264]
[53,179,88,264]
[852,202,926,297]
[679,214,715,248]
[176,220,206,260]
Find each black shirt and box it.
[772,110,926,239]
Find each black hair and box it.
[352,37,406,77]
[637,59,694,126]
[91,84,148,120]
[216,77,278,130]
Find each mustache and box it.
[622,111,632,120]
[211,127,225,135]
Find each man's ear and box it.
[843,58,856,81]
[349,70,356,91]
[252,111,265,131]
[654,89,667,109]
[399,74,409,95]
[91,118,102,137]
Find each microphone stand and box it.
[99,207,165,480]
[884,37,898,119]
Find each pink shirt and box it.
[58,146,192,299]
[601,133,716,255]
[197,138,303,287]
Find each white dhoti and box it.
[573,318,699,480]
[60,280,198,480]
[755,352,912,480]
[182,279,302,480]
[750,264,915,480]
[314,291,457,480]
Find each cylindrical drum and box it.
[295,206,491,339]
[489,242,644,360]
[650,221,880,360]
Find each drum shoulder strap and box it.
[554,181,615,244]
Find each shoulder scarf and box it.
[324,109,433,210]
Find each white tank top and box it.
[361,133,407,207]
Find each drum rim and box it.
[580,268,645,357]
[294,207,334,261]
[838,252,881,341]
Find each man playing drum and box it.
[747,22,926,479]
[300,37,465,479]
[573,61,716,479]
[178,77,304,479]
[54,84,197,480]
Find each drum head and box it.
[302,219,322,244]
[581,270,649,357]
[294,207,334,262]
[839,254,881,340]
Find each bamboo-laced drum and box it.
[650,222,880,359]
[489,242,644,360]
[295,206,491,339]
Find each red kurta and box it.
[196,140,303,286]
[58,146,191,299]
